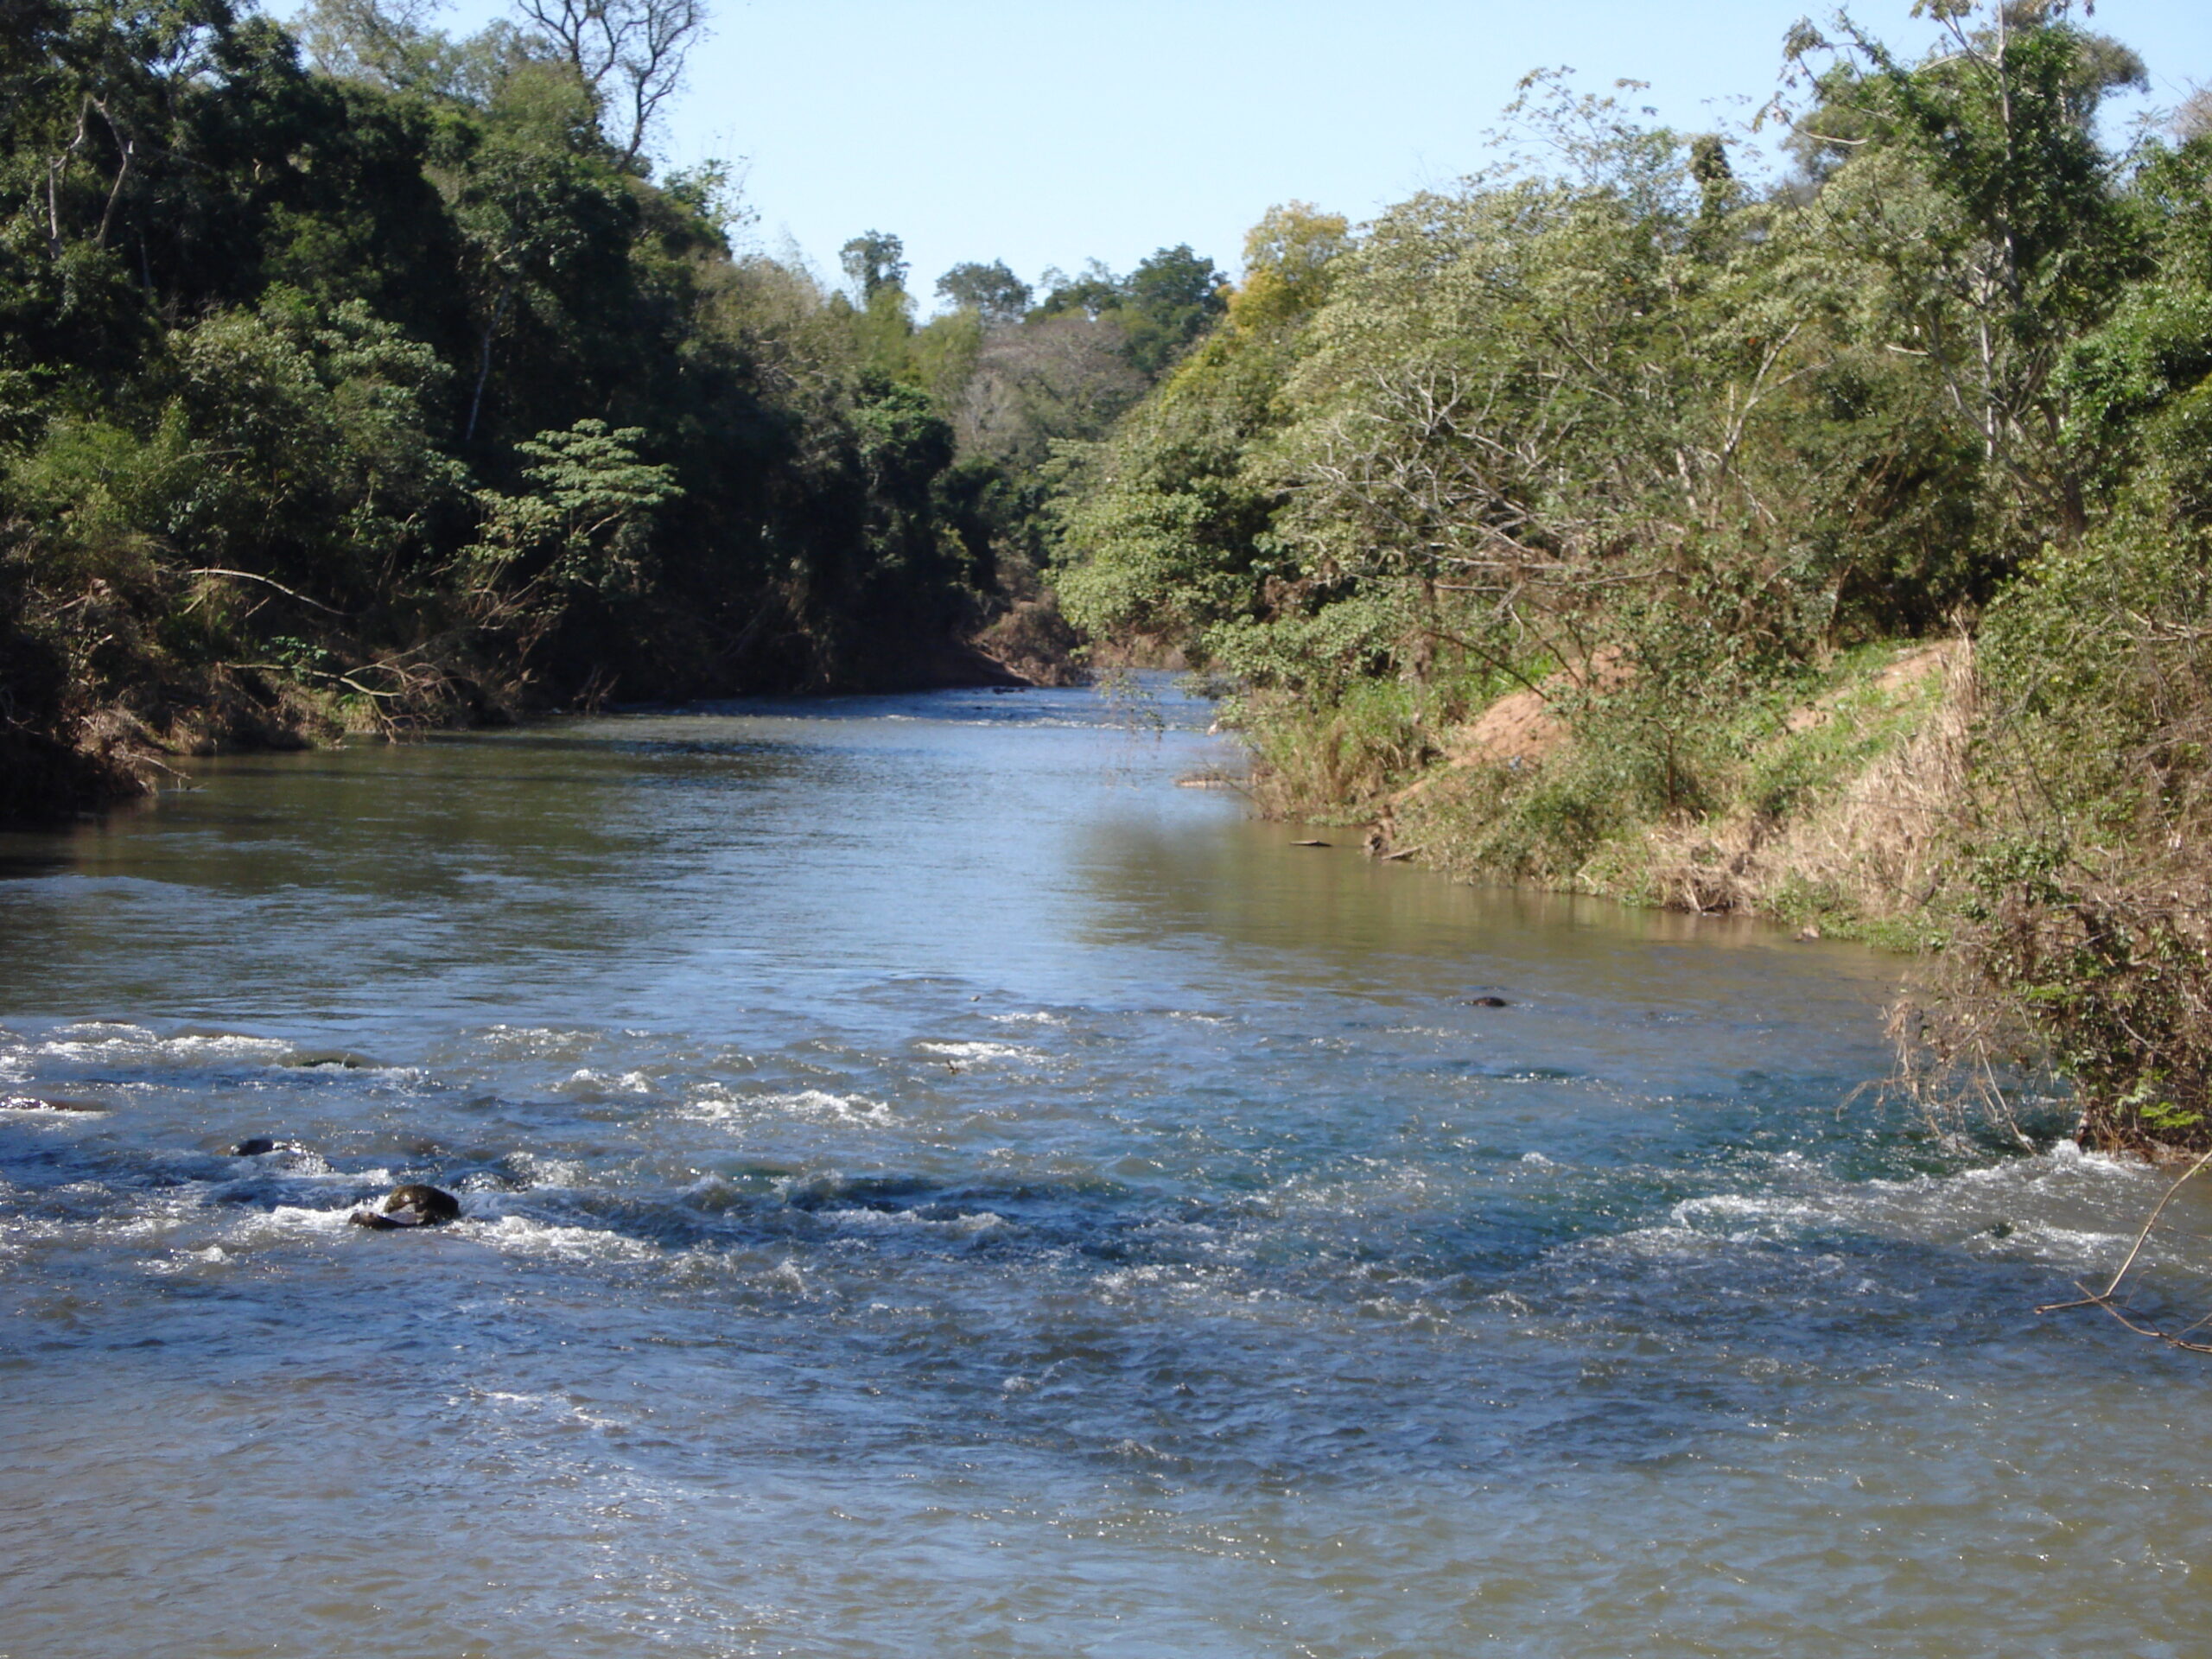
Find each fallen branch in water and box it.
[2037,1145,2212,1353]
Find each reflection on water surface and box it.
[1,680,2207,1658]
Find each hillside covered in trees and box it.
[1050,2,2212,1153]
[0,0,1227,819]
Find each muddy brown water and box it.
[1,679,2207,1657]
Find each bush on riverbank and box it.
[1897,507,2212,1154]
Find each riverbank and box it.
[0,598,1059,829]
[1224,599,2212,1159]
[1252,638,1972,950]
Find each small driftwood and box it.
[2037,1146,2212,1353]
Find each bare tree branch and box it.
[512,0,706,165]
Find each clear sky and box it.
[386,1,2212,307]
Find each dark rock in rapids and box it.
[230,1136,281,1156]
[280,1050,372,1070]
[350,1184,462,1230]
[1465,995,1511,1008]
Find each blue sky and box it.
[370,1,2212,306]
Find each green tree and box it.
[839,228,906,301]
[934,258,1030,323]
[1117,244,1229,375]
[1783,0,2148,544]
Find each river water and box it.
[1,680,2209,1656]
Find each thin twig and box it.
[187,569,347,615]
[2036,1147,2212,1354]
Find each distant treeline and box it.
[1050,3,2212,1153]
[0,0,1224,817]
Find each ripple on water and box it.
[2,686,2209,1657]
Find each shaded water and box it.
[2,682,2209,1656]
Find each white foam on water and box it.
[917,1040,1044,1064]
[471,1388,563,1417]
[1096,1262,1202,1301]
[54,1020,156,1040]
[821,1205,1007,1236]
[38,1026,291,1065]
[294,1059,428,1085]
[504,1151,587,1189]
[167,1039,296,1065]
[142,1244,232,1275]
[558,1067,660,1100]
[1562,1139,2179,1287]
[1269,1160,1443,1219]
[987,1011,1065,1027]
[2013,1221,2136,1263]
[757,1257,816,1298]
[467,1387,628,1430]
[244,1148,342,1178]
[1583,1220,1740,1263]
[467,1214,661,1264]
[473,1025,601,1061]
[687,1088,892,1125]
[1670,1192,1830,1243]
[251,1204,365,1237]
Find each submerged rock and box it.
[350,1184,462,1230]
[229,1136,281,1156]
[280,1050,375,1071]
[1465,995,1511,1008]
[1,1093,101,1112]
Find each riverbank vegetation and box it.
[0,0,1230,822]
[1051,2,2212,1154]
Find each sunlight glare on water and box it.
[1,678,2209,1658]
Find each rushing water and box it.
[3,680,2209,1657]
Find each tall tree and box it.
[1117,244,1229,375]
[839,228,906,301]
[509,0,705,166]
[1784,0,2147,542]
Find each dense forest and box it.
[1050,2,2212,1154]
[0,0,1224,818]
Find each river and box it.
[1,679,2207,1657]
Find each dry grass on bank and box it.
[1633,642,1972,934]
[1337,639,1977,942]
